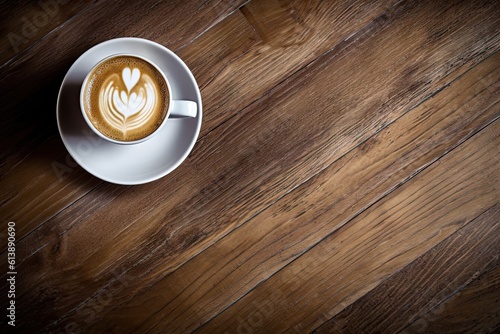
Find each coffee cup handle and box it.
[170,100,197,118]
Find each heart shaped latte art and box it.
[122,67,140,92]
[98,67,157,135]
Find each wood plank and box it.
[0,9,260,244]
[5,0,500,331]
[0,0,98,65]
[91,52,500,334]
[199,0,400,135]
[0,0,399,229]
[0,139,102,240]
[0,0,400,175]
[0,0,400,256]
[7,0,498,256]
[47,47,500,333]
[0,0,247,175]
[196,120,499,334]
[1,0,399,131]
[178,10,262,91]
[313,204,499,333]
[399,265,500,334]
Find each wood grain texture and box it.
[5,0,493,256]
[0,7,259,245]
[197,118,499,334]
[2,1,499,332]
[0,0,99,64]
[179,10,262,91]
[400,264,500,334]
[0,0,499,332]
[313,204,500,334]
[72,51,500,334]
[201,0,401,133]
[0,0,398,238]
[0,0,247,175]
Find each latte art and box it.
[82,56,170,142]
[99,68,157,134]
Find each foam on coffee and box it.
[82,56,170,141]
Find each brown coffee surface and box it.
[82,55,170,141]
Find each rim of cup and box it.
[80,53,173,145]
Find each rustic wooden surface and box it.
[0,0,499,333]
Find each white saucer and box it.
[57,38,202,185]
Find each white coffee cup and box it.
[80,53,197,145]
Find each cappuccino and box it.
[82,55,170,142]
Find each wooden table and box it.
[1,0,499,333]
